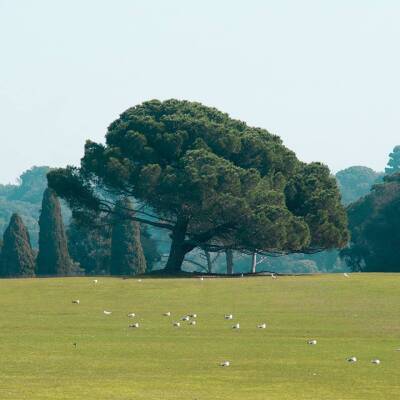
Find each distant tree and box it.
[67,218,111,275]
[0,166,70,248]
[110,198,146,275]
[36,188,72,275]
[341,173,400,272]
[8,166,50,204]
[140,226,161,271]
[48,99,349,273]
[0,214,35,277]
[385,146,400,175]
[68,215,159,274]
[336,166,383,205]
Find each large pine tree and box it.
[36,188,71,275]
[110,198,146,275]
[0,214,35,277]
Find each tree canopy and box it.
[385,145,400,175]
[341,173,400,272]
[48,99,349,272]
[335,166,383,205]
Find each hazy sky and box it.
[1,1,399,183]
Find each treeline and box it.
[0,187,160,277]
[1,100,399,275]
[0,166,52,248]
[0,151,398,276]
[341,146,400,272]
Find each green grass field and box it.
[0,274,399,399]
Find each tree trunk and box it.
[251,253,257,273]
[205,251,213,273]
[226,250,234,275]
[164,218,189,273]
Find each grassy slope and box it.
[0,275,399,399]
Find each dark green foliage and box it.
[68,215,158,274]
[48,99,349,273]
[385,146,400,175]
[341,173,400,271]
[336,166,383,205]
[0,166,70,248]
[37,188,72,275]
[110,198,147,275]
[284,162,349,250]
[0,214,35,277]
[67,218,111,275]
[0,167,50,248]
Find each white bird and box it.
[257,323,267,329]
[371,359,381,365]
[344,273,350,278]
[93,279,98,284]
[182,315,190,321]
[232,323,240,329]
[241,273,244,277]
[190,320,196,325]
[173,322,181,327]
[224,314,233,320]
[127,313,136,318]
[138,279,142,282]
[103,310,112,315]
[72,300,80,304]
[271,274,277,279]
[220,361,230,367]
[200,277,204,281]
[307,339,317,345]
[347,356,357,363]
[163,312,171,317]
[190,313,197,318]
[129,322,139,328]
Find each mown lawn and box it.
[0,274,399,399]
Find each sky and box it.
[0,0,399,183]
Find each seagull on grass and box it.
[220,361,230,367]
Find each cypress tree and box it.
[110,198,147,275]
[0,213,35,277]
[37,188,71,275]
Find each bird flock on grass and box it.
[70,275,384,368]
